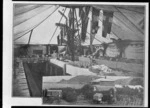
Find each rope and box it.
[116,7,144,14]
[93,5,144,14]
[14,6,60,41]
[15,6,54,27]
[114,6,144,34]
[48,7,67,44]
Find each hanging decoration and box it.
[102,11,114,38]
[79,6,90,42]
[91,7,100,35]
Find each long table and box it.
[49,59,96,76]
[78,56,144,73]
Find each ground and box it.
[43,95,93,105]
[42,93,143,106]
[13,58,144,106]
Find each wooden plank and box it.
[22,92,30,96]
[18,87,29,91]
[17,73,26,76]
[18,83,28,86]
[18,79,27,83]
[17,84,28,88]
[63,64,66,75]
[18,84,28,89]
[14,61,30,97]
[21,90,30,95]
[18,71,24,73]
[23,63,41,97]
[17,75,26,79]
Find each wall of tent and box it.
[13,4,145,60]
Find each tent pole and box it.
[90,7,93,54]
[26,29,33,56]
[48,7,67,44]
[75,9,82,55]
[28,29,33,44]
[14,6,60,41]
[68,8,75,61]
[71,8,75,61]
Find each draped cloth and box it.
[79,6,90,42]
[91,7,100,44]
[91,7,100,34]
[102,11,114,38]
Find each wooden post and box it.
[27,29,33,56]
[55,66,57,76]
[60,27,63,45]
[75,9,82,55]
[50,63,52,75]
[90,7,93,54]
[28,29,33,44]
[71,8,75,61]
[63,64,66,75]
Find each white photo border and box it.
[3,0,149,107]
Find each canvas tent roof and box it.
[93,5,144,40]
[13,4,145,45]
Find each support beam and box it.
[71,8,75,61]
[90,7,93,54]
[48,7,67,44]
[75,9,82,55]
[28,29,33,44]
[63,64,66,75]
[14,6,60,41]
[26,29,33,56]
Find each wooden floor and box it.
[13,60,30,97]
